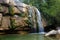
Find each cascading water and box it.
[13,0,44,34]
[34,8,44,34]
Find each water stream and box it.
[14,0,44,33]
[34,8,44,33]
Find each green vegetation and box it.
[8,6,16,29]
[8,6,14,16]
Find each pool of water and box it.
[0,34,58,40]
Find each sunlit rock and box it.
[9,0,16,5]
[11,15,28,27]
[0,13,2,25]
[0,6,8,14]
[0,0,44,33]
[0,0,9,4]
[57,29,60,34]
[3,0,9,4]
[13,7,21,13]
[3,6,8,14]
[1,16,10,30]
[45,30,57,36]
[14,0,28,7]
[0,27,4,30]
[17,7,28,13]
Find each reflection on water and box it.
[0,34,58,40]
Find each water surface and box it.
[0,34,58,40]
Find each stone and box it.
[56,34,60,39]
[0,6,8,14]
[0,0,2,3]
[0,0,9,4]
[17,7,28,13]
[13,7,21,13]
[1,16,10,30]
[0,0,3,3]
[3,0,9,4]
[9,0,16,5]
[0,13,2,25]
[45,30,57,36]
[3,6,8,14]
[11,15,28,27]
[0,27,4,30]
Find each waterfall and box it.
[13,0,44,34]
[34,8,44,34]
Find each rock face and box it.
[0,0,12,4]
[11,15,28,27]
[0,0,43,33]
[0,0,29,30]
[1,16,10,30]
